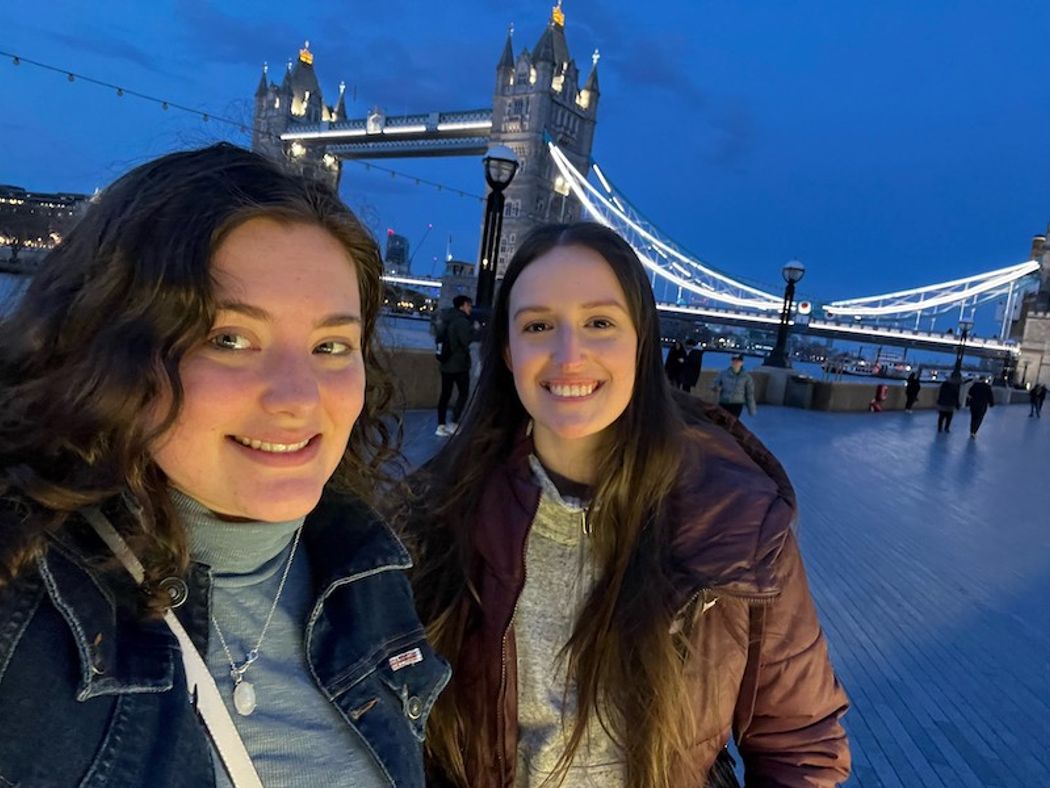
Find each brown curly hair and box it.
[0,143,399,612]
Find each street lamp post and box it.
[764,260,806,368]
[952,318,973,376]
[475,145,519,310]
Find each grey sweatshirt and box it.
[514,458,626,787]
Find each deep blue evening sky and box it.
[3,0,1049,307]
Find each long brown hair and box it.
[408,223,702,787]
[0,143,396,611]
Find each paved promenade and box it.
[402,402,1050,787]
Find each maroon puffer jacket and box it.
[432,409,851,787]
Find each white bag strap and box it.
[82,507,264,788]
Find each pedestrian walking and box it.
[936,373,963,433]
[966,376,995,438]
[904,372,921,412]
[664,340,686,388]
[680,338,704,393]
[712,354,757,419]
[0,145,447,788]
[435,294,476,436]
[400,222,850,788]
[1030,382,1047,418]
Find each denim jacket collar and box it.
[38,489,414,703]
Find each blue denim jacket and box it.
[0,491,450,787]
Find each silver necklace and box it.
[210,524,304,717]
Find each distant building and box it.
[0,184,90,272]
[439,259,476,310]
[385,231,410,276]
[0,183,89,263]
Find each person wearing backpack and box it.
[435,295,475,436]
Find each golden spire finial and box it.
[551,0,565,27]
[299,40,314,66]
[592,48,600,68]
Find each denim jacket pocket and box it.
[334,639,450,785]
[374,640,450,741]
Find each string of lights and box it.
[0,48,485,202]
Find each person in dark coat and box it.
[1030,383,1047,418]
[680,339,704,393]
[664,340,686,388]
[904,373,921,413]
[965,377,995,438]
[936,373,962,433]
[435,295,476,436]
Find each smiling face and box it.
[505,245,638,472]
[149,217,365,521]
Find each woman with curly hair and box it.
[0,144,447,787]
[403,223,850,788]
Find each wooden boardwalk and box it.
[403,403,1050,787]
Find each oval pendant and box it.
[233,680,257,716]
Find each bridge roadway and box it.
[281,109,493,159]
[401,403,1050,787]
[656,302,1016,360]
[380,277,1017,360]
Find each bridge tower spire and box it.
[485,4,600,275]
[252,42,344,188]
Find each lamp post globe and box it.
[484,145,519,189]
[782,259,806,285]
[476,145,520,310]
[765,260,806,368]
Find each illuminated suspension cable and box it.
[550,144,781,305]
[824,261,1039,317]
[548,144,782,310]
[588,161,785,299]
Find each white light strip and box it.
[809,320,1019,352]
[281,128,366,139]
[592,163,613,194]
[436,120,493,131]
[824,266,1038,317]
[826,261,1039,308]
[383,125,428,134]
[657,303,784,325]
[653,305,1018,353]
[552,148,754,304]
[569,151,782,304]
[550,151,780,310]
[382,275,443,288]
[549,144,782,307]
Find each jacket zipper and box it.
[674,584,779,624]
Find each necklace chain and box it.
[211,524,304,685]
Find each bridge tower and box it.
[487,3,600,275]
[1012,229,1050,386]
[253,42,346,187]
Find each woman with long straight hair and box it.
[403,223,850,787]
[0,144,448,787]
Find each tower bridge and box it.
[253,4,598,278]
[249,4,1048,380]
